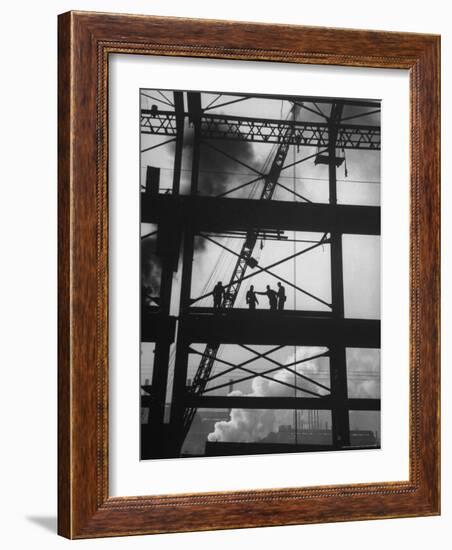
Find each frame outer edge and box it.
[436,36,441,516]
[57,11,73,539]
[421,37,441,515]
[57,10,441,538]
[408,38,441,517]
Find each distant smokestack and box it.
[208,347,380,443]
[208,347,329,443]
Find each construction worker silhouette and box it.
[246,285,259,310]
[258,285,277,310]
[277,282,286,310]
[212,281,225,310]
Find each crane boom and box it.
[181,107,298,438]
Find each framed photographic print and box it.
[58,11,440,538]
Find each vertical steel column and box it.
[168,226,194,452]
[168,92,201,452]
[190,124,200,195]
[328,103,350,448]
[148,230,174,432]
[172,91,185,195]
[187,92,202,195]
[169,120,198,449]
[143,168,176,441]
[149,343,171,431]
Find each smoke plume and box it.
[207,346,380,443]
[141,234,161,296]
[176,120,257,198]
[207,347,328,443]
[346,347,380,398]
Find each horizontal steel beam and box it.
[212,94,379,109]
[143,90,380,108]
[204,441,379,456]
[141,313,177,343]
[141,195,380,236]
[180,310,380,347]
[141,110,380,150]
[182,395,380,411]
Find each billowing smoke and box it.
[207,347,329,443]
[346,347,380,398]
[207,346,380,443]
[176,121,257,198]
[141,234,161,297]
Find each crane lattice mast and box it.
[182,106,298,437]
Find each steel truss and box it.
[181,107,297,438]
[140,91,381,459]
[191,232,331,309]
[189,345,331,396]
[141,110,380,150]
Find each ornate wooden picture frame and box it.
[58,11,440,539]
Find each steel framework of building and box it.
[140,91,381,459]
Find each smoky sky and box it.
[141,235,161,293]
[168,118,259,255]
[207,346,380,444]
[172,121,257,197]
[140,91,381,453]
[340,103,380,126]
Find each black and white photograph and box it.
[140,89,381,460]
[0,0,444,545]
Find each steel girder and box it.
[141,110,381,150]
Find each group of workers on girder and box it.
[212,281,286,311]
